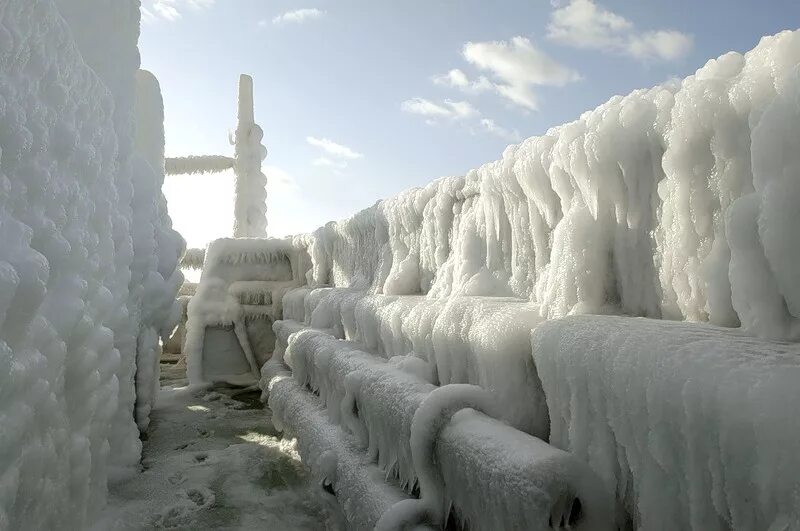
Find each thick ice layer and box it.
[165,155,235,175]
[132,69,186,432]
[232,75,269,238]
[265,318,611,530]
[286,287,550,436]
[281,323,434,487]
[437,410,613,531]
[291,30,800,340]
[533,316,800,530]
[266,367,420,530]
[0,1,182,528]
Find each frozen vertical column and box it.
[233,74,269,238]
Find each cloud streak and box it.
[141,0,214,22]
[402,98,520,142]
[307,137,362,171]
[433,38,580,111]
[273,8,326,25]
[401,98,478,122]
[462,37,581,111]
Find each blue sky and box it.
[141,0,800,247]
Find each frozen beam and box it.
[165,155,235,175]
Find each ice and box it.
[165,155,235,176]
[278,288,549,436]
[6,3,800,527]
[0,2,181,526]
[267,366,421,530]
[276,30,800,342]
[184,238,304,387]
[533,316,800,530]
[437,410,613,531]
[266,313,613,530]
[232,75,269,238]
[132,69,186,432]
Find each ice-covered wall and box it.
[297,30,800,341]
[132,70,185,432]
[0,1,183,528]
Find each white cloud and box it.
[462,37,580,110]
[480,118,521,142]
[432,69,493,94]
[547,0,631,49]
[307,137,362,170]
[547,0,693,61]
[628,30,694,61]
[273,8,325,25]
[307,137,363,160]
[142,0,214,22]
[401,98,479,122]
[401,98,520,143]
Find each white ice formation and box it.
[184,29,800,530]
[0,1,183,528]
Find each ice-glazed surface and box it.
[132,70,186,432]
[267,367,419,531]
[437,410,613,531]
[0,1,182,528]
[232,75,269,238]
[533,316,800,530]
[266,315,613,531]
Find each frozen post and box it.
[165,74,268,242]
[232,74,268,238]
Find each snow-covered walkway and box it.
[94,358,344,530]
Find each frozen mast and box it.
[233,74,269,237]
[166,74,269,238]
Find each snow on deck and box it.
[95,362,344,530]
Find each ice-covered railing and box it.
[0,1,184,528]
[165,74,269,238]
[262,314,614,530]
[293,30,800,341]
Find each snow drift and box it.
[0,1,183,528]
